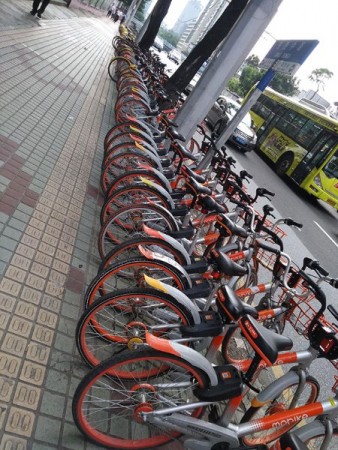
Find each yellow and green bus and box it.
[249,87,338,211]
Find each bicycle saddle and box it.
[181,164,206,184]
[216,214,248,238]
[216,284,258,323]
[239,315,293,365]
[185,176,212,196]
[173,142,198,162]
[279,432,308,450]
[210,249,247,276]
[198,195,227,214]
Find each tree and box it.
[164,0,249,100]
[270,73,300,97]
[308,68,334,98]
[138,0,172,52]
[227,54,300,98]
[159,27,180,47]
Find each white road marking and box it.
[313,221,338,248]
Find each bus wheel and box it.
[275,153,293,176]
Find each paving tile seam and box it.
[0,34,111,110]
[0,31,108,88]
[0,30,113,443]
[0,16,110,35]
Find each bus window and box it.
[322,149,338,179]
[297,121,322,147]
[290,134,336,183]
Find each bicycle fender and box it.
[144,275,200,324]
[144,203,180,231]
[250,370,302,407]
[143,225,191,264]
[138,177,175,209]
[137,164,172,192]
[139,246,192,287]
[146,333,218,386]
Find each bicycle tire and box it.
[98,204,179,259]
[100,151,160,193]
[99,237,187,272]
[105,170,170,198]
[103,140,158,168]
[104,122,144,149]
[295,424,338,450]
[77,288,195,366]
[241,375,319,445]
[84,257,190,309]
[100,185,171,224]
[105,131,156,155]
[72,348,208,449]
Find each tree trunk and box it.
[164,0,249,101]
[138,0,172,52]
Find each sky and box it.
[253,0,338,103]
[151,0,338,104]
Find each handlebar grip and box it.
[284,218,303,229]
[256,240,281,255]
[258,225,284,251]
[240,170,253,180]
[330,279,338,289]
[328,304,338,319]
[256,187,275,198]
[304,258,329,277]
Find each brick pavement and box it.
[0,0,128,448]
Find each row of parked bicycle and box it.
[71,27,338,450]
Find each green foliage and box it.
[227,54,300,98]
[118,0,150,19]
[158,27,179,46]
[270,73,300,97]
[308,68,334,94]
[135,0,151,20]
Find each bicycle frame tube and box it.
[237,399,338,438]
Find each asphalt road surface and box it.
[224,143,338,276]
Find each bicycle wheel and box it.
[105,132,156,156]
[105,170,171,198]
[98,204,179,259]
[77,288,195,366]
[73,349,208,449]
[241,375,319,445]
[84,258,190,309]
[104,122,144,149]
[221,325,255,367]
[100,185,171,224]
[100,152,161,193]
[300,425,338,450]
[99,237,187,271]
[234,267,258,304]
[103,140,158,168]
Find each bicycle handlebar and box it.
[283,218,303,229]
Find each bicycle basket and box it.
[283,279,322,338]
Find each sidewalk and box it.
[0,0,125,448]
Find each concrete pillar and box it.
[174,0,284,143]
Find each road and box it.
[224,144,338,275]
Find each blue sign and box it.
[259,39,319,75]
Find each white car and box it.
[168,49,181,65]
[205,96,257,152]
